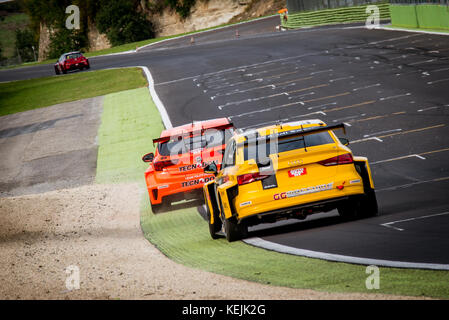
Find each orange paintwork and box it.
[144,118,234,205]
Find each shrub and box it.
[15,28,38,62]
[48,28,87,59]
[96,0,154,46]
[165,0,197,19]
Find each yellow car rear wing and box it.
[237,123,346,147]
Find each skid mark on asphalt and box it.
[0,114,82,139]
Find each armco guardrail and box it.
[390,4,449,30]
[281,2,390,29]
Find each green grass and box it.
[94,79,449,299]
[0,68,148,116]
[140,204,449,299]
[96,87,164,184]
[0,13,30,58]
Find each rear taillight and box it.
[318,153,353,166]
[237,172,270,185]
[154,159,178,171]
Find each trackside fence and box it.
[389,0,449,30]
[281,1,390,29]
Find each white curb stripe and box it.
[243,237,449,270]
[137,66,173,129]
[376,26,449,36]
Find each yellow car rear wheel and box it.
[207,203,222,239]
[223,218,248,242]
[338,192,378,220]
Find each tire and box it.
[338,192,378,221]
[54,67,60,75]
[338,197,360,221]
[359,190,378,218]
[217,195,246,242]
[223,217,247,242]
[151,203,164,214]
[206,202,222,240]
[62,68,67,74]
[86,62,90,70]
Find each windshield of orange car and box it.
[158,128,232,156]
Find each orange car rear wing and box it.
[237,123,346,147]
[152,123,234,145]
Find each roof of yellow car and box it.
[235,119,327,144]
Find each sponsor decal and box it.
[195,156,202,163]
[288,168,307,178]
[240,201,252,207]
[350,179,361,184]
[273,183,334,200]
[157,185,169,189]
[179,162,208,172]
[181,176,214,188]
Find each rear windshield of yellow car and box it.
[243,131,334,161]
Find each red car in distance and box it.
[54,51,90,75]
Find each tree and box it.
[15,28,38,62]
[0,42,7,65]
[48,28,87,59]
[96,0,154,46]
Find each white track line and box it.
[376,26,449,37]
[380,212,449,232]
[243,237,449,270]
[138,66,173,129]
[371,154,426,165]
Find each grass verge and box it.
[0,68,147,116]
[95,82,449,299]
[96,87,164,184]
[140,204,449,299]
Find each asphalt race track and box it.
[2,17,449,267]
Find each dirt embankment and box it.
[0,183,420,300]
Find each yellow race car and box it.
[202,120,378,242]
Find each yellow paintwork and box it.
[203,120,373,222]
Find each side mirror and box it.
[142,152,154,163]
[339,137,350,146]
[204,162,218,175]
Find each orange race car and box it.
[142,118,235,213]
